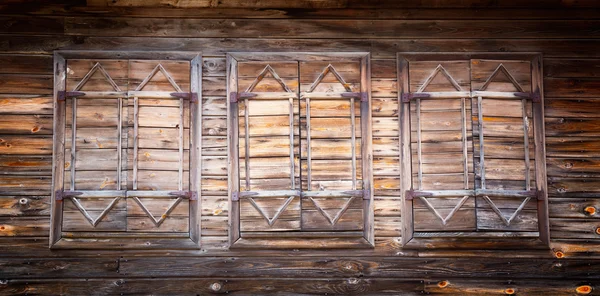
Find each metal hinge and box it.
[401,93,430,103]
[57,91,85,102]
[230,92,257,103]
[170,92,199,103]
[531,91,542,103]
[341,92,369,102]
[169,191,198,201]
[55,190,83,201]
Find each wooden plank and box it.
[398,56,413,245]
[49,52,66,246]
[226,55,240,245]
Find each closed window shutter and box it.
[399,54,548,247]
[228,53,374,248]
[50,53,201,249]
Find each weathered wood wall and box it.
[1,1,600,294]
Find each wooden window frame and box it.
[50,51,202,249]
[227,52,375,249]
[397,53,550,249]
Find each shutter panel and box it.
[50,52,201,249]
[471,59,538,232]
[399,53,548,248]
[300,61,364,231]
[237,61,301,232]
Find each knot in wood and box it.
[554,250,565,258]
[437,280,449,288]
[504,288,516,295]
[587,206,600,216]
[347,278,359,285]
[576,285,593,295]
[210,282,222,292]
[19,198,29,206]
[595,227,600,235]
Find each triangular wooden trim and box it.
[132,197,183,227]
[71,196,121,227]
[416,64,462,92]
[307,64,353,93]
[135,63,183,92]
[479,63,525,92]
[73,62,122,92]
[310,196,355,226]
[248,196,296,226]
[418,195,470,226]
[244,64,293,93]
[481,195,532,226]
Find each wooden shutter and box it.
[398,53,549,248]
[50,52,201,249]
[228,53,374,248]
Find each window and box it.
[50,51,201,249]
[227,53,374,248]
[398,53,549,248]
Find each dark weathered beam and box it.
[63,18,600,39]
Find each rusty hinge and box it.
[55,190,83,201]
[401,93,430,103]
[57,91,85,102]
[341,92,369,102]
[536,190,545,201]
[405,190,433,200]
[229,92,238,103]
[363,189,371,200]
[169,190,198,200]
[170,92,199,103]
[531,91,542,103]
[229,92,258,103]
[231,191,239,201]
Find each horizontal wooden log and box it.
[0,216,49,236]
[544,78,600,98]
[64,18,600,39]
[4,3,600,18]
[0,277,427,295]
[0,196,50,216]
[0,74,52,95]
[4,36,600,59]
[545,98,600,118]
[545,117,600,137]
[0,96,53,115]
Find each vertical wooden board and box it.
[471,59,532,92]
[240,196,300,232]
[408,60,470,92]
[128,60,190,91]
[66,59,128,91]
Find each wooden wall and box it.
[1,1,600,294]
